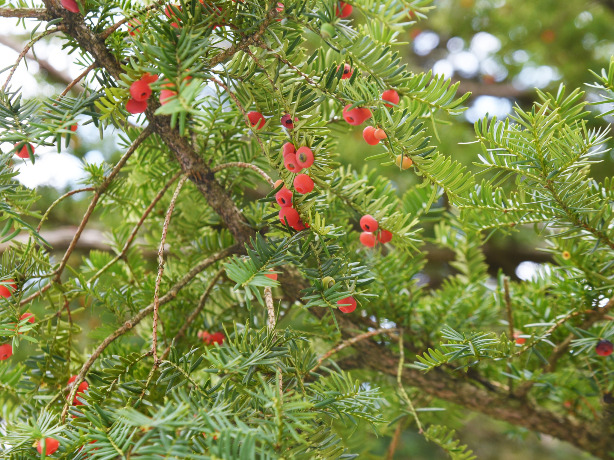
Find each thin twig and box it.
[58,62,96,98]
[503,277,514,393]
[60,244,239,422]
[514,295,614,398]
[0,8,48,19]
[386,420,404,460]
[57,127,152,279]
[265,286,275,332]
[260,43,346,105]
[2,26,65,92]
[160,268,225,361]
[212,162,274,186]
[209,77,271,163]
[310,327,396,374]
[0,35,74,88]
[20,127,152,307]
[37,188,95,232]
[88,170,183,283]
[208,3,279,67]
[397,329,423,433]
[152,175,188,362]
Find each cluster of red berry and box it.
[0,281,36,361]
[358,215,392,247]
[275,180,309,231]
[126,73,158,114]
[270,138,315,231]
[197,330,225,346]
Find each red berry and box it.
[513,331,526,345]
[377,229,393,244]
[280,113,297,129]
[209,332,225,345]
[275,187,293,207]
[0,279,17,298]
[373,128,387,140]
[61,0,80,13]
[20,312,35,324]
[294,174,314,194]
[165,4,181,18]
[360,214,378,232]
[14,143,33,159]
[337,296,357,313]
[382,89,400,107]
[292,221,306,231]
[596,340,613,357]
[340,63,353,80]
[282,142,295,156]
[296,146,314,168]
[142,73,159,84]
[284,153,303,173]
[126,98,147,114]
[362,126,379,145]
[336,1,353,18]
[0,343,12,360]
[342,104,372,125]
[130,79,152,102]
[67,375,89,405]
[276,2,284,12]
[199,331,225,346]
[265,271,278,280]
[395,154,413,170]
[279,207,300,227]
[37,438,60,456]
[160,89,177,105]
[247,111,266,130]
[360,232,377,247]
[128,19,142,36]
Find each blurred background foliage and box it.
[3,0,614,457]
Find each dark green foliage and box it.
[1,1,614,459]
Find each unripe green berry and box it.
[321,23,335,39]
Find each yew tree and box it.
[2,0,614,459]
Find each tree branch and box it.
[0,35,78,90]
[60,244,240,422]
[0,8,49,19]
[19,128,152,307]
[212,162,274,186]
[310,327,396,374]
[152,175,188,362]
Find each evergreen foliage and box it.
[0,0,614,459]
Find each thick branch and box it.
[278,264,608,457]
[338,333,606,458]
